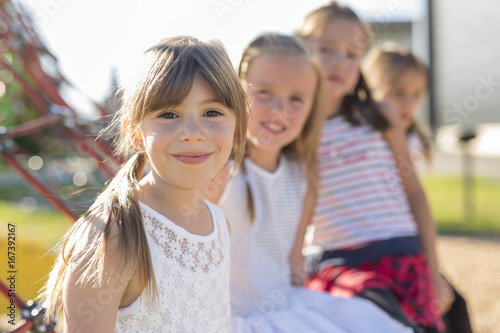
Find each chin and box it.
[327,89,347,101]
[181,178,212,192]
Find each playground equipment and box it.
[0,0,120,331]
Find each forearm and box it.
[407,187,439,273]
[290,186,316,284]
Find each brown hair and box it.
[363,43,431,159]
[297,1,389,132]
[238,32,326,220]
[42,36,248,320]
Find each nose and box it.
[270,97,289,121]
[401,96,418,111]
[328,51,346,70]
[271,97,285,113]
[179,115,205,143]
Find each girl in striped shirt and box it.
[296,2,452,332]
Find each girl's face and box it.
[377,69,427,130]
[137,76,236,190]
[244,53,317,155]
[310,18,364,101]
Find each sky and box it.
[22,0,422,103]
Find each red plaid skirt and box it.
[306,253,445,332]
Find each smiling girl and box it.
[209,32,411,333]
[41,36,248,333]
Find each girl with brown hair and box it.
[41,36,248,332]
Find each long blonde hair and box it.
[297,1,390,132]
[363,43,431,159]
[238,32,326,219]
[42,36,248,320]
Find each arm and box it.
[62,220,134,332]
[290,185,316,286]
[381,105,453,313]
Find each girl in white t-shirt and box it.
[209,32,411,333]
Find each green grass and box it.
[0,201,73,249]
[0,201,72,320]
[420,175,500,235]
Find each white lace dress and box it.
[114,200,231,333]
[219,157,412,333]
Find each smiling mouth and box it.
[262,122,286,134]
[173,153,212,165]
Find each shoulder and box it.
[67,209,131,276]
[281,155,307,180]
[205,200,225,223]
[205,199,231,237]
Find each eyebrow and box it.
[249,83,310,98]
[247,82,274,88]
[316,39,359,49]
[199,98,224,106]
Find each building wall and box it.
[432,0,500,128]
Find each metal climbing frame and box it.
[0,0,119,331]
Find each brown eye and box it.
[255,90,272,99]
[158,111,178,119]
[204,110,224,117]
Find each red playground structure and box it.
[1,1,121,331]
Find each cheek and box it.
[318,56,329,71]
[390,99,405,115]
[143,130,166,151]
[211,120,236,152]
[347,64,361,87]
[290,106,312,133]
[247,101,268,129]
[409,105,420,118]
[249,99,268,118]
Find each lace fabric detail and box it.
[147,216,224,273]
[115,200,231,333]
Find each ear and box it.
[131,129,145,152]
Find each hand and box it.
[432,273,455,314]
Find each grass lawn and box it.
[0,201,73,249]
[420,175,500,235]
[0,201,73,322]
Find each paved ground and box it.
[437,235,500,333]
[424,149,500,179]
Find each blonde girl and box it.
[296,2,451,332]
[363,43,473,333]
[41,36,248,333]
[209,32,411,333]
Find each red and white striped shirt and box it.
[306,116,418,252]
